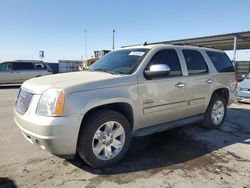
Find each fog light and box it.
[35,139,46,150]
[22,132,33,144]
[35,139,40,145]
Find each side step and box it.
[132,114,204,137]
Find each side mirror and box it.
[144,64,171,78]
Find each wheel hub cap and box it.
[211,100,225,125]
[92,121,125,160]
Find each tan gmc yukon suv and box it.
[14,44,237,168]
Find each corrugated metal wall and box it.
[58,60,83,73]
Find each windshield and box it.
[88,48,149,74]
[247,73,250,79]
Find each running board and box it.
[133,114,204,137]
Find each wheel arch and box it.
[77,101,135,140]
[209,88,230,105]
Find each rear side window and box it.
[206,51,235,72]
[148,49,182,76]
[183,50,208,75]
[13,63,35,70]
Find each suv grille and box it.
[240,88,250,92]
[15,89,33,114]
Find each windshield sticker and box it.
[129,51,145,56]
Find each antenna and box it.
[143,41,148,46]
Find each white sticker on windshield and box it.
[129,51,145,56]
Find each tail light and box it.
[47,66,53,74]
[234,73,238,92]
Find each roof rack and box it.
[121,42,174,48]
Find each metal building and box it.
[58,60,83,73]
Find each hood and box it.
[238,79,250,89]
[22,71,135,94]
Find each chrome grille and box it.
[15,89,33,114]
[240,88,250,91]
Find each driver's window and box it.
[148,49,182,77]
[0,63,12,71]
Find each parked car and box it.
[237,72,250,103]
[45,63,59,74]
[14,44,237,168]
[0,61,51,85]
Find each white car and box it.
[0,61,51,85]
[237,72,250,103]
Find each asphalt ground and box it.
[0,86,250,188]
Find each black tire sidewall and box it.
[77,110,131,168]
[203,95,227,129]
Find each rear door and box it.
[181,49,212,116]
[12,62,36,82]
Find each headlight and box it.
[36,88,65,116]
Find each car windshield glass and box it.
[88,48,149,74]
[247,73,250,79]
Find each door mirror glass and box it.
[144,64,171,78]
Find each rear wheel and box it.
[77,110,131,168]
[202,95,227,129]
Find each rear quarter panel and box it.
[202,50,237,106]
[212,72,236,104]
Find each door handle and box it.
[175,82,186,88]
[206,79,214,84]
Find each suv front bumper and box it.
[237,90,250,103]
[14,108,81,158]
[237,96,250,103]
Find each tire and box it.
[202,95,227,129]
[77,109,131,168]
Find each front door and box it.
[138,49,189,128]
[13,62,36,82]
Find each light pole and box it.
[112,29,115,50]
[84,29,87,58]
[233,35,237,66]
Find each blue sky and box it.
[0,0,250,62]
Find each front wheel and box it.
[77,110,131,168]
[202,95,227,129]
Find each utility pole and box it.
[112,29,115,50]
[233,35,237,66]
[84,29,87,58]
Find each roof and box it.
[121,43,223,52]
[123,31,250,51]
[1,60,44,64]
